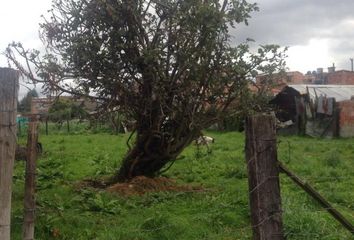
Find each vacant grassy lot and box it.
[12,130,354,239]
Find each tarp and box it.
[288,84,354,102]
[16,116,28,124]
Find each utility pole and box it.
[350,58,353,72]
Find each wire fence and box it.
[0,68,20,240]
[245,130,354,239]
[13,116,354,239]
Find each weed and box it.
[224,166,247,179]
[10,131,354,240]
[325,149,341,167]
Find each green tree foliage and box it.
[6,0,286,181]
[48,99,88,123]
[18,89,38,113]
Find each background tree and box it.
[48,98,88,131]
[6,0,286,182]
[18,89,38,113]
[48,99,72,125]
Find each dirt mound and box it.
[79,178,108,189]
[106,176,204,196]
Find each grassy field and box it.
[11,130,354,239]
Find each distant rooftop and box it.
[288,84,354,102]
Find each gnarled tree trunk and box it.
[114,124,199,182]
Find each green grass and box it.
[11,131,354,239]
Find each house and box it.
[327,70,354,85]
[31,98,53,115]
[31,96,99,116]
[270,85,354,138]
[256,71,305,86]
[256,65,354,89]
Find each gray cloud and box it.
[1,0,354,75]
[230,0,354,71]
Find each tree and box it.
[48,99,72,125]
[6,0,286,182]
[18,89,38,113]
[48,98,88,128]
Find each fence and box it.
[0,68,19,240]
[22,115,39,240]
[5,109,354,239]
[17,119,123,136]
[245,115,284,239]
[245,114,354,239]
[0,67,40,240]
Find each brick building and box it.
[31,96,98,116]
[337,99,354,137]
[256,71,305,85]
[256,67,354,87]
[31,98,53,115]
[327,70,354,85]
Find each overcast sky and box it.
[1,0,354,97]
[232,0,354,73]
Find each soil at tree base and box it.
[80,176,205,196]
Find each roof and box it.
[286,71,303,75]
[287,84,354,102]
[330,70,354,74]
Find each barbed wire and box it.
[10,121,354,238]
[281,176,354,183]
[249,176,280,194]
[0,109,17,112]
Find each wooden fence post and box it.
[18,120,22,137]
[0,67,19,240]
[23,115,39,240]
[245,114,284,240]
[67,119,70,133]
[45,117,48,135]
